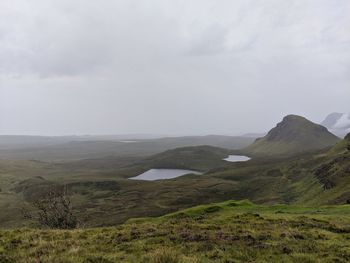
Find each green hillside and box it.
[0,132,348,228]
[244,115,340,156]
[1,200,350,262]
[292,132,350,205]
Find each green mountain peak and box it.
[244,114,340,156]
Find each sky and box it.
[0,0,349,136]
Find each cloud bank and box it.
[0,0,349,135]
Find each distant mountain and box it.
[321,113,350,138]
[244,115,340,156]
[241,132,266,138]
[0,134,166,150]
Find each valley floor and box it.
[1,200,350,263]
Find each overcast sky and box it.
[0,0,349,136]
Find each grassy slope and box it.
[1,200,350,262]
[272,133,350,207]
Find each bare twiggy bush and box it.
[24,187,78,229]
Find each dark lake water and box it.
[129,169,201,181]
[224,155,251,162]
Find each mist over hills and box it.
[0,134,167,150]
[0,135,255,161]
[321,112,350,138]
[0,114,342,160]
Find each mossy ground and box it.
[1,200,350,263]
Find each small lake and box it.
[224,155,251,162]
[129,169,201,181]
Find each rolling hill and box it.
[3,133,347,228]
[134,145,231,172]
[244,115,340,156]
[0,123,348,229]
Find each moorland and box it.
[0,114,349,262]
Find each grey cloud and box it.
[0,0,349,135]
[186,24,230,56]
